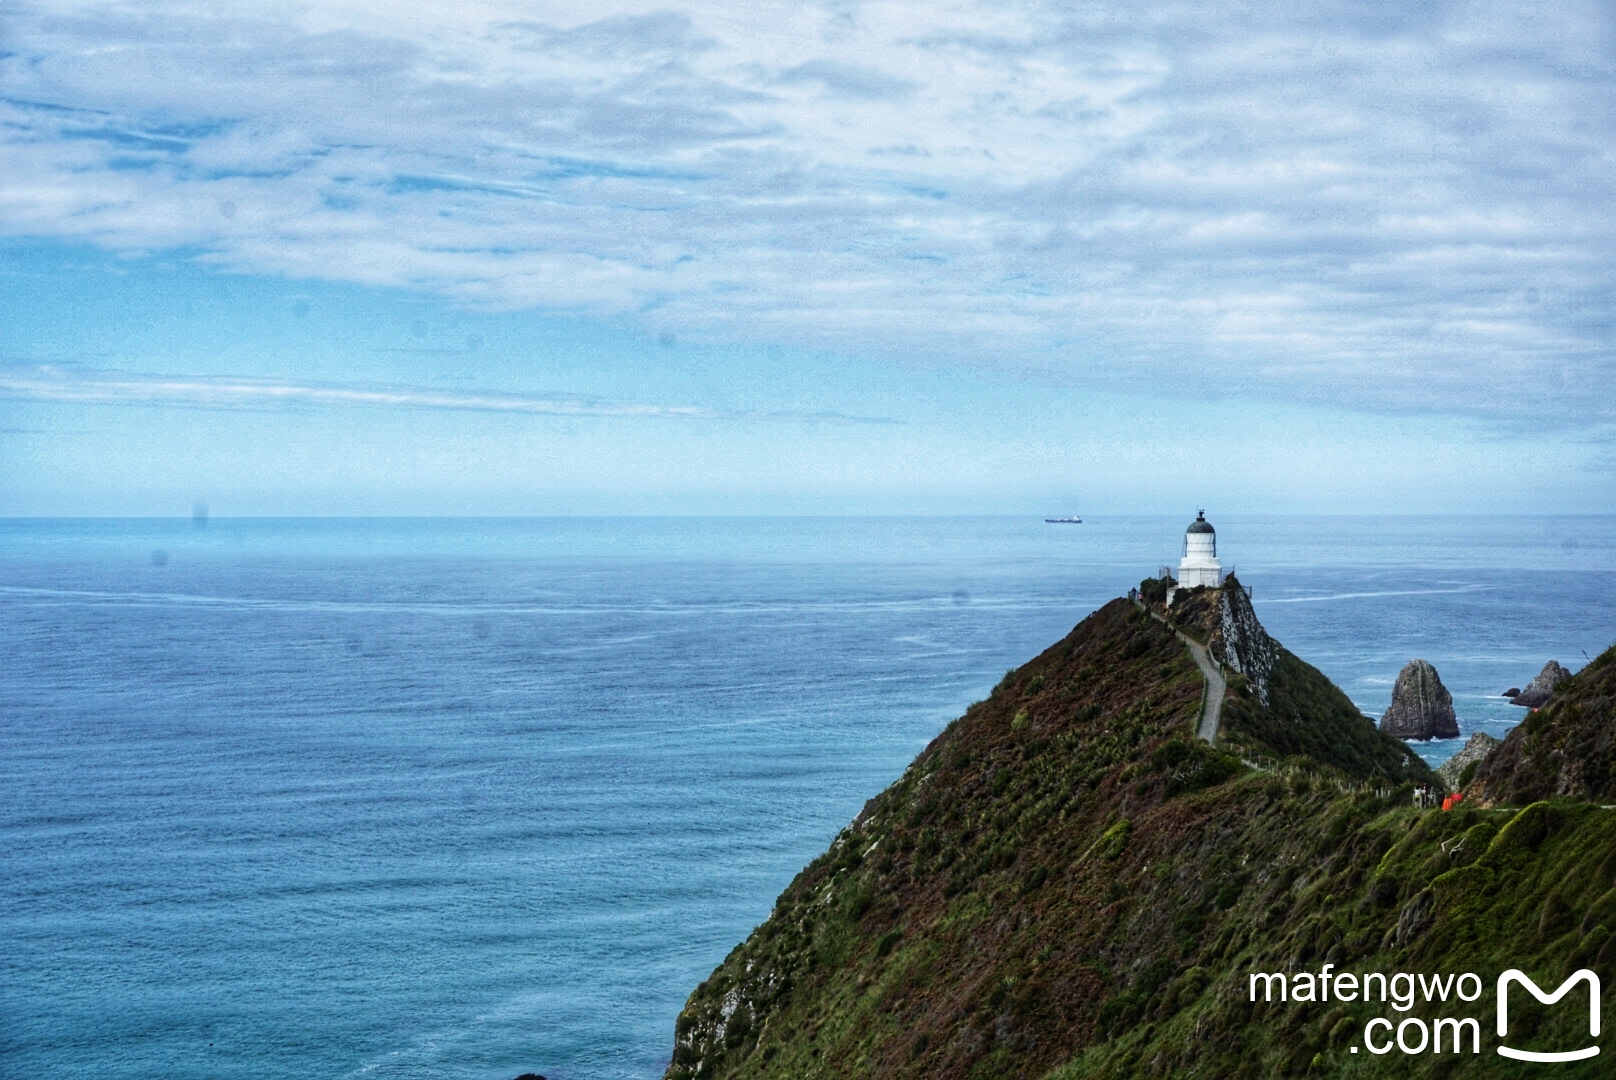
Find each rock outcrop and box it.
[1473,648,1613,804]
[1379,659,1459,740]
[1510,660,1571,708]
[1152,576,1277,704]
[1437,730,1501,790]
[1208,578,1279,706]
[1147,579,1414,776]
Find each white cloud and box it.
[1,0,1612,423]
[0,363,897,423]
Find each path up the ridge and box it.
[1134,598,1225,743]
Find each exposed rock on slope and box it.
[1472,647,1612,804]
[1436,730,1500,790]
[1156,579,1412,778]
[1378,659,1459,740]
[1155,579,1277,702]
[664,597,1477,1080]
[1208,578,1279,705]
[1511,660,1571,707]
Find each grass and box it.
[664,597,1609,1080]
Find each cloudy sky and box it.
[2,0,1612,515]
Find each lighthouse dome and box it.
[1187,511,1215,534]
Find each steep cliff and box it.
[657,599,1616,1080]
[1166,581,1422,779]
[1471,647,1613,804]
[1209,579,1280,706]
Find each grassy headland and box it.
[665,589,1615,1079]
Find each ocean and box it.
[3,516,1613,1079]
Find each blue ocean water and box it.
[2,516,1613,1079]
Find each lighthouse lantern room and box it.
[1176,510,1222,589]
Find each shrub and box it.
[1139,576,1171,605]
[1095,819,1131,860]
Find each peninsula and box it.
[664,576,1616,1078]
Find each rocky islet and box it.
[1509,660,1572,708]
[1378,659,1460,740]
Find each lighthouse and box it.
[1177,510,1222,589]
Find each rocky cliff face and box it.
[1378,659,1459,740]
[1472,648,1613,804]
[1436,731,1500,790]
[1511,660,1571,708]
[1208,579,1279,706]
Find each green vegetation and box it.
[1472,645,1616,803]
[665,596,1616,1080]
[1138,576,1172,606]
[1221,652,1426,782]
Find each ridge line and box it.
[1134,597,1226,743]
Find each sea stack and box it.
[1510,660,1570,707]
[1379,659,1460,740]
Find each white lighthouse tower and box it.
[1177,510,1222,589]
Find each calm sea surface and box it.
[3,516,1614,1079]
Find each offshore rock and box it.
[1379,659,1459,740]
[1437,730,1501,791]
[1511,660,1571,708]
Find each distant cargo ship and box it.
[1044,516,1083,524]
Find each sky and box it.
[1,0,1612,516]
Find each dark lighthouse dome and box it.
[1186,510,1215,534]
